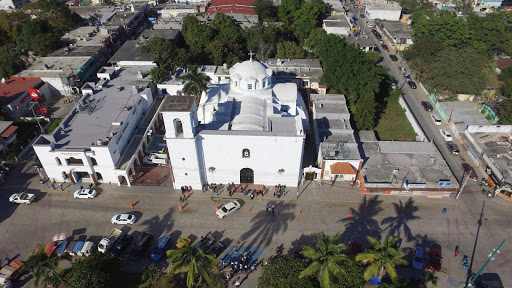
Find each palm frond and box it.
[299,261,321,278]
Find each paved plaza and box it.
[1,160,511,288]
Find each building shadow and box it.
[380,197,420,241]
[337,195,383,246]
[239,201,297,249]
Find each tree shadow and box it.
[239,201,296,249]
[139,208,175,241]
[380,197,420,241]
[338,195,383,246]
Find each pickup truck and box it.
[194,232,216,252]
[143,153,168,165]
[72,241,85,256]
[98,228,123,253]
[9,192,35,205]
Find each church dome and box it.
[229,60,273,92]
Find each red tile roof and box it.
[206,0,256,15]
[1,125,18,138]
[0,77,43,106]
[330,162,357,175]
[497,58,512,71]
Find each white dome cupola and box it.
[229,56,273,93]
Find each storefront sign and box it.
[29,89,40,99]
[485,165,501,186]
[438,181,451,188]
[404,182,426,189]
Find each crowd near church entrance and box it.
[240,168,254,183]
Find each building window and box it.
[262,81,266,88]
[235,81,238,87]
[122,122,129,134]
[90,157,98,166]
[66,157,84,166]
[303,80,309,87]
[242,148,250,158]
[247,83,252,90]
[56,157,62,165]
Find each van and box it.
[129,232,153,259]
[80,241,95,257]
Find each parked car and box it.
[407,81,417,89]
[209,241,226,258]
[389,55,398,61]
[439,129,453,141]
[73,189,97,199]
[195,232,216,252]
[360,13,365,18]
[151,235,172,261]
[35,107,51,115]
[421,101,433,112]
[429,244,442,272]
[129,232,153,259]
[412,246,425,270]
[447,142,460,155]
[381,44,389,50]
[473,273,504,288]
[9,192,35,204]
[348,241,361,256]
[430,114,442,125]
[176,237,191,248]
[111,214,137,225]
[399,67,406,74]
[111,234,132,256]
[462,163,478,181]
[367,22,374,28]
[216,200,241,219]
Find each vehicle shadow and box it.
[380,197,420,241]
[337,195,383,246]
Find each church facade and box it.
[161,59,309,188]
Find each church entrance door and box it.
[305,172,315,181]
[240,168,254,183]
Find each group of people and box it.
[243,189,263,200]
[273,184,287,198]
[220,251,256,283]
[179,185,192,202]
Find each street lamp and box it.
[29,101,45,134]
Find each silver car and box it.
[73,189,97,199]
[216,201,241,219]
[111,214,137,225]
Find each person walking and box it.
[235,280,241,287]
[182,193,186,200]
[59,183,63,191]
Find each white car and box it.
[111,214,137,225]
[440,129,452,141]
[73,189,97,199]
[216,201,241,219]
[430,114,442,125]
[9,192,35,204]
[367,22,374,28]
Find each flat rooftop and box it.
[206,0,256,15]
[367,1,402,10]
[71,5,146,26]
[0,77,42,106]
[60,26,112,46]
[321,142,361,160]
[160,96,195,112]
[439,101,489,126]
[50,46,102,57]
[266,59,323,83]
[346,35,377,48]
[109,40,154,63]
[470,132,512,184]
[52,66,152,149]
[16,57,91,78]
[362,141,457,186]
[380,21,413,39]
[138,29,180,42]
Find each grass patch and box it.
[374,92,417,141]
[48,119,62,134]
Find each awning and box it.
[1,126,18,138]
[330,162,356,175]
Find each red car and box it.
[389,55,398,61]
[462,163,478,181]
[381,44,389,50]
[429,244,442,272]
[36,107,51,114]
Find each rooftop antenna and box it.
[248,51,254,62]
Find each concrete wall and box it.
[466,125,512,134]
[366,9,402,21]
[398,95,425,141]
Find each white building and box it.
[33,66,157,186]
[0,0,28,10]
[365,1,402,21]
[161,59,309,188]
[323,15,352,36]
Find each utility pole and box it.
[29,102,45,134]
[467,239,505,287]
[456,170,471,200]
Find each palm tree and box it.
[422,270,440,288]
[142,263,162,287]
[22,243,72,287]
[299,232,351,288]
[355,236,408,283]
[178,66,211,98]
[166,237,219,288]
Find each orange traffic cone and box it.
[179,204,183,211]
[216,205,219,211]
[248,208,251,212]
[298,210,301,215]
[350,212,353,217]
[130,202,134,208]
[277,211,280,215]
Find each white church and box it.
[161,58,309,188]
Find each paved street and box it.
[1,158,512,288]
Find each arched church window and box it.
[235,81,238,87]
[242,148,250,158]
[262,80,266,88]
[247,83,253,90]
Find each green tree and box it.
[278,0,304,23]
[276,41,306,58]
[292,0,330,42]
[182,15,215,52]
[0,45,24,78]
[402,38,444,80]
[258,255,315,288]
[16,20,47,51]
[28,0,81,34]
[412,12,470,49]
[142,263,162,287]
[428,47,487,95]
[331,261,365,288]
[149,66,166,84]
[467,13,512,57]
[166,237,219,288]
[140,37,187,74]
[421,270,439,288]
[499,66,512,98]
[70,252,121,288]
[178,66,211,97]
[352,92,377,130]
[498,99,512,124]
[22,243,72,287]
[299,232,351,288]
[246,23,280,60]
[0,10,30,44]
[254,0,278,22]
[355,236,408,283]
[304,27,327,53]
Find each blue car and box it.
[151,235,172,261]
[360,14,365,18]
[412,246,424,270]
